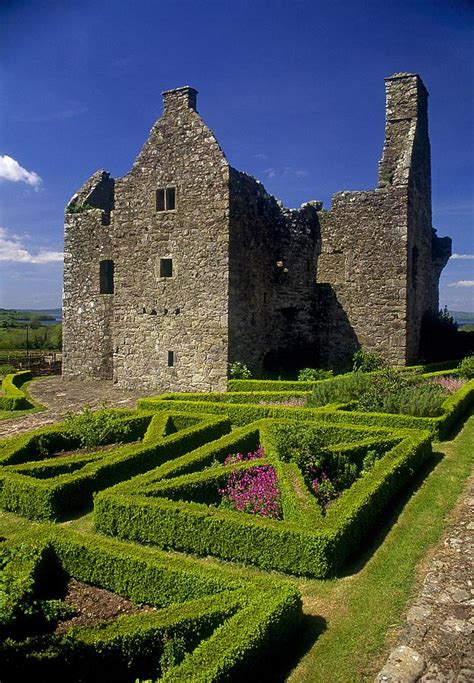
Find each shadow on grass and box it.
[248,614,327,683]
[337,449,445,579]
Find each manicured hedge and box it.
[0,410,231,521]
[159,390,311,404]
[138,377,474,438]
[228,379,330,392]
[137,396,347,426]
[1,528,301,682]
[0,371,34,410]
[95,418,431,577]
[227,361,460,392]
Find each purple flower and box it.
[219,446,281,519]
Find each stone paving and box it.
[0,376,157,438]
[376,472,474,682]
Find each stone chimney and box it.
[378,73,429,188]
[162,86,198,112]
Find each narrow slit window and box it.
[160,258,173,278]
[168,350,174,367]
[99,260,114,294]
[156,187,176,212]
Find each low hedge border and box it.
[138,377,474,438]
[94,418,431,577]
[0,410,231,521]
[227,360,460,392]
[1,528,301,682]
[158,390,311,404]
[0,371,34,411]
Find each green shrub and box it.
[229,362,252,379]
[352,349,387,372]
[66,202,93,214]
[63,406,133,448]
[458,354,474,379]
[297,368,333,381]
[356,369,448,417]
[307,372,370,407]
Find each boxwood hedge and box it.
[0,410,231,521]
[0,371,34,411]
[1,528,301,682]
[138,377,474,438]
[94,418,431,577]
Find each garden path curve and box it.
[0,376,157,438]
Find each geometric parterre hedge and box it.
[0,410,231,521]
[138,377,474,439]
[0,371,34,411]
[0,527,301,682]
[95,418,432,577]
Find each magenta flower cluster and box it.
[219,446,281,519]
[430,376,466,394]
[223,445,265,466]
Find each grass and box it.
[0,412,472,681]
[286,413,474,681]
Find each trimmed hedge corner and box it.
[0,371,34,411]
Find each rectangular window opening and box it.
[166,187,176,210]
[99,260,114,294]
[168,350,174,367]
[160,258,173,278]
[156,187,176,212]
[156,189,165,212]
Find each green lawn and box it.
[0,413,472,681]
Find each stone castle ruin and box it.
[63,73,451,391]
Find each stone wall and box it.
[111,87,230,391]
[316,73,451,367]
[317,187,409,366]
[63,204,114,380]
[228,169,320,373]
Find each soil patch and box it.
[55,578,155,633]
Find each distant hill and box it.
[449,311,474,327]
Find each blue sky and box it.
[0,0,473,310]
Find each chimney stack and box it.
[162,86,198,112]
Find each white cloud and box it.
[450,253,474,260]
[0,228,62,264]
[447,280,474,287]
[0,155,42,187]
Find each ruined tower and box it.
[316,73,451,366]
[62,74,451,389]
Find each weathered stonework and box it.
[63,74,451,390]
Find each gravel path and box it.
[0,376,157,438]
